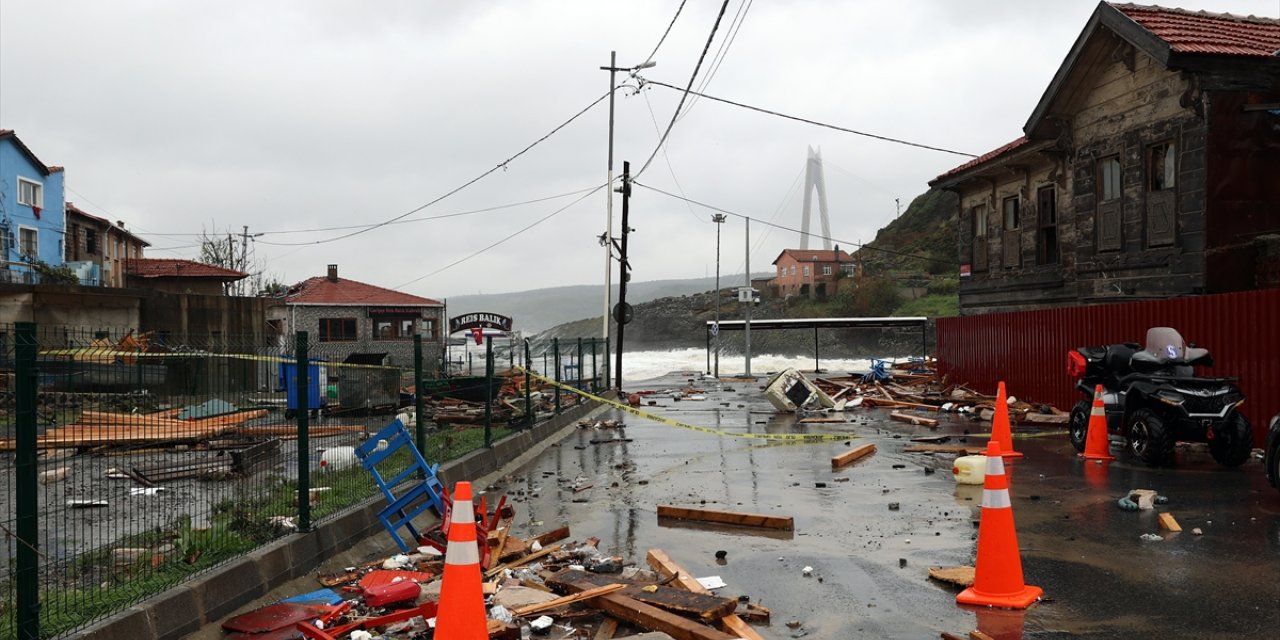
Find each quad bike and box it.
[1066,327,1251,467]
[1267,412,1279,491]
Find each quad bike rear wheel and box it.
[1127,408,1174,466]
[1068,400,1091,453]
[1208,412,1253,467]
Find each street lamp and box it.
[601,52,655,353]
[712,214,726,377]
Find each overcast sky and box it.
[2,0,1275,300]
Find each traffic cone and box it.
[989,382,1022,459]
[957,440,1043,609]
[1080,384,1115,461]
[435,481,488,639]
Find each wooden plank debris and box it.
[550,578,737,640]
[593,618,618,639]
[656,505,793,531]
[548,570,739,622]
[1158,512,1182,532]
[928,566,975,587]
[528,525,571,546]
[890,411,939,427]
[646,549,766,640]
[831,443,876,469]
[484,544,561,578]
[511,583,625,617]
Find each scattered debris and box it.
[928,566,975,587]
[657,505,794,531]
[1158,512,1182,532]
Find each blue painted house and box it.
[0,130,66,283]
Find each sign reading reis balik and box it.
[449,312,513,334]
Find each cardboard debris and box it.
[928,565,976,587]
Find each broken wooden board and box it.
[548,570,738,622]
[1018,412,1070,425]
[511,583,625,617]
[890,411,939,427]
[831,443,876,469]
[594,618,619,639]
[646,549,766,640]
[904,444,986,455]
[910,435,951,443]
[656,505,792,531]
[550,577,736,640]
[1158,512,1182,532]
[528,525,571,546]
[928,566,975,587]
[484,544,561,578]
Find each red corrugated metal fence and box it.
[936,289,1280,444]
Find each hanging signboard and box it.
[449,312,513,334]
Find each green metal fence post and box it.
[553,338,561,414]
[16,322,39,640]
[295,331,311,532]
[604,337,611,390]
[484,336,494,447]
[576,337,583,390]
[523,339,533,429]
[414,334,426,458]
[591,339,598,392]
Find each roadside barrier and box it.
[1081,384,1116,461]
[435,481,488,639]
[956,440,1043,610]
[516,367,851,443]
[989,381,1023,458]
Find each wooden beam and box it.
[484,544,561,579]
[511,583,625,617]
[593,618,618,640]
[557,580,736,640]
[890,411,939,428]
[657,506,792,531]
[548,570,738,622]
[970,631,996,640]
[646,549,766,640]
[831,443,876,469]
[528,525,570,546]
[488,524,511,570]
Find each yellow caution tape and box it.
[515,367,851,443]
[37,349,403,370]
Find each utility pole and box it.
[601,53,656,346]
[744,217,752,378]
[614,161,632,391]
[712,214,726,378]
[240,225,250,296]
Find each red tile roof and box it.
[285,276,442,307]
[125,258,247,280]
[1113,4,1280,57]
[773,249,854,265]
[931,137,1030,185]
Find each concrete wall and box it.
[73,395,610,640]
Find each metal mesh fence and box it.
[0,325,606,638]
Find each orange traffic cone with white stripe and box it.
[435,481,488,639]
[957,440,1043,609]
[989,382,1022,459]
[1080,384,1115,461]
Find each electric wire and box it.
[642,0,689,67]
[678,0,751,123]
[636,0,733,179]
[392,184,607,290]
[641,89,707,224]
[634,181,957,266]
[281,90,612,247]
[639,79,979,158]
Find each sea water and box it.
[618,347,881,383]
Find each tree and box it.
[197,226,280,297]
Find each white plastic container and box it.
[952,455,987,485]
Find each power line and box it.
[633,181,957,266]
[639,79,979,158]
[640,89,706,225]
[636,0,733,179]
[678,0,751,123]
[285,90,612,248]
[393,184,606,290]
[642,0,689,66]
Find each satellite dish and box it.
[612,302,634,325]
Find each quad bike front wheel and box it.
[1068,400,1091,453]
[1208,412,1253,467]
[1127,408,1174,466]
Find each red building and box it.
[769,247,855,299]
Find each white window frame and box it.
[803,265,811,277]
[17,177,43,208]
[18,226,38,258]
[822,265,832,276]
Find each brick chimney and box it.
[327,264,338,282]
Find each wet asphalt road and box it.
[485,371,1280,640]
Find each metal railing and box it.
[0,324,605,638]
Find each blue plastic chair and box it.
[354,418,447,553]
